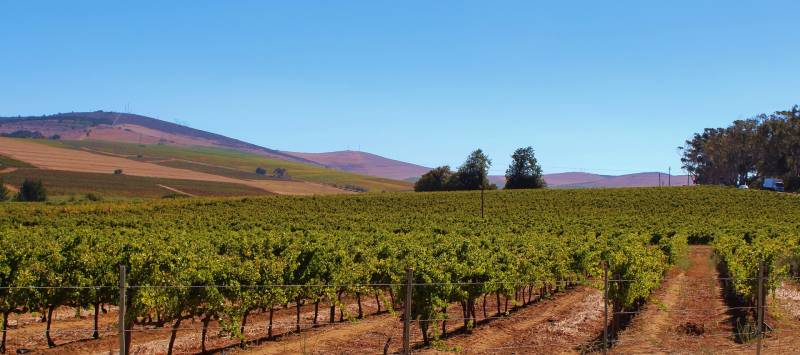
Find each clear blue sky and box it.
[2,1,798,175]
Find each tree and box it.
[680,105,800,190]
[255,167,267,175]
[273,167,288,179]
[17,179,47,202]
[504,147,546,189]
[414,166,454,192]
[451,149,492,190]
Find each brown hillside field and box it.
[284,150,431,180]
[0,137,346,195]
[83,124,221,147]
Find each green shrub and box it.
[162,193,188,199]
[17,179,47,202]
[85,193,103,201]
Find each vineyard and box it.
[1,186,799,353]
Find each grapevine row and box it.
[1,186,797,353]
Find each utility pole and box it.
[658,172,662,187]
[668,167,671,187]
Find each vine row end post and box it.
[403,267,414,355]
[756,261,764,355]
[118,264,127,355]
[603,261,609,355]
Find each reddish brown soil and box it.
[3,297,390,354]
[3,306,122,354]
[612,246,800,354]
[232,285,601,355]
[423,286,604,354]
[4,247,799,354]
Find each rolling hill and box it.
[282,150,431,181]
[1,111,692,195]
[544,172,693,188]
[488,172,693,188]
[0,112,414,197]
[0,137,358,196]
[0,111,432,184]
[0,111,317,164]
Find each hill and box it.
[0,137,355,197]
[1,111,691,192]
[282,150,431,180]
[486,172,694,188]
[0,137,411,198]
[0,112,413,197]
[0,111,317,164]
[548,172,693,188]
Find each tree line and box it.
[680,105,800,190]
[414,146,546,192]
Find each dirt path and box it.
[79,147,133,158]
[423,286,603,354]
[3,183,18,193]
[241,313,396,355]
[612,246,739,353]
[612,246,800,354]
[2,167,20,195]
[156,184,197,197]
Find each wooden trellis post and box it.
[118,264,127,355]
[403,268,414,354]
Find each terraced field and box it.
[39,139,412,192]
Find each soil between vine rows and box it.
[232,286,603,355]
[612,246,800,354]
